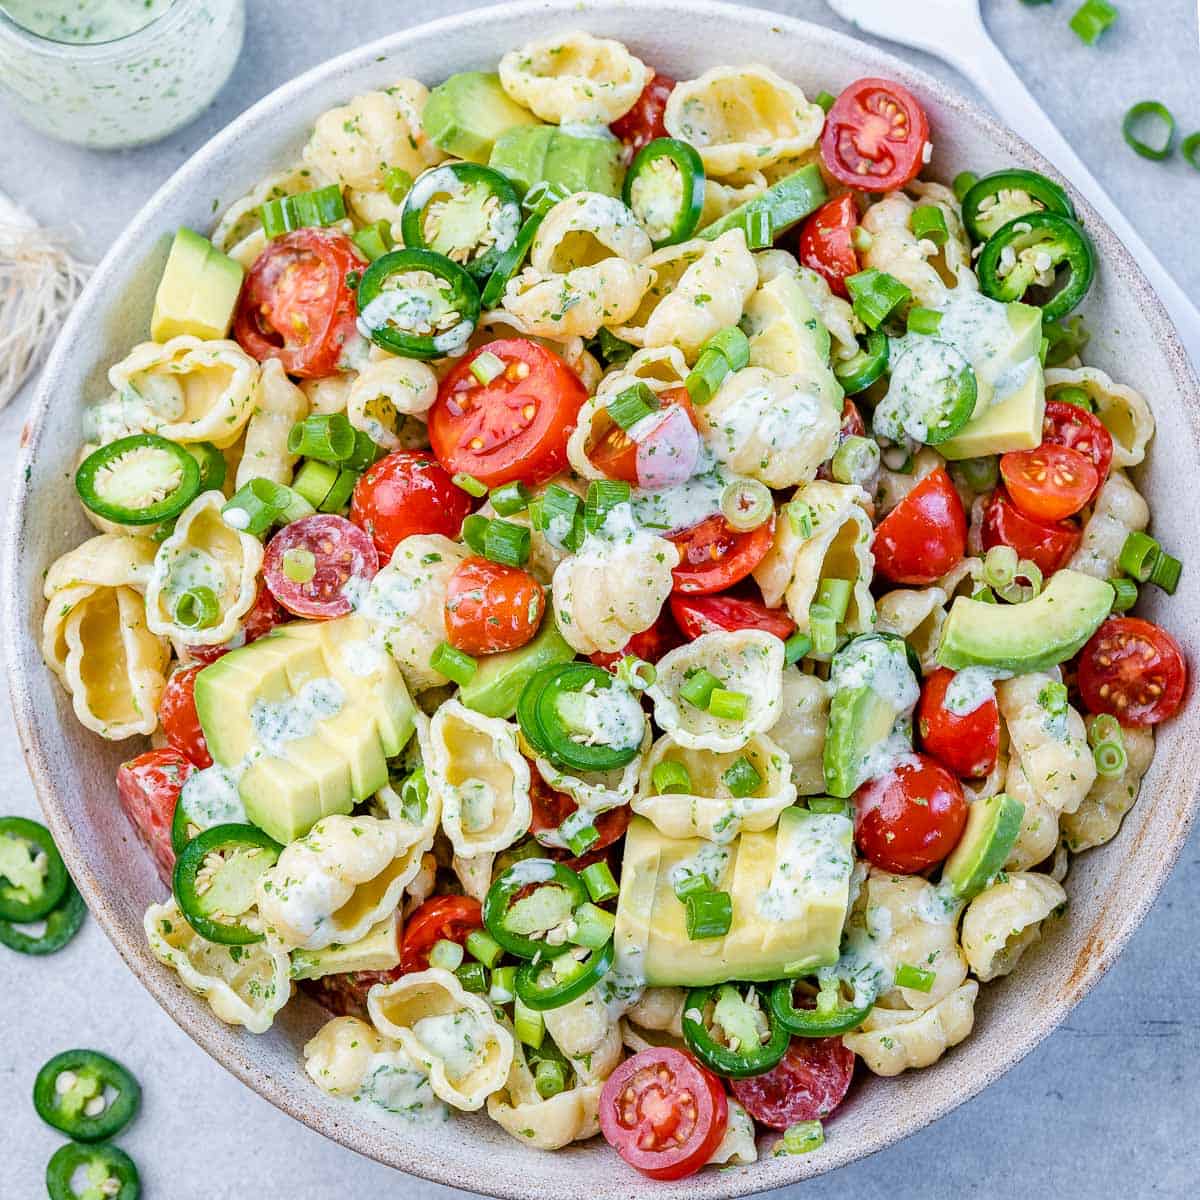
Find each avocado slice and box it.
[290,913,401,980]
[938,357,1046,460]
[489,126,624,199]
[423,71,542,164]
[937,569,1113,674]
[458,619,576,718]
[151,227,244,343]
[942,793,1025,900]
[823,634,920,799]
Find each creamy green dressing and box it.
[4,0,172,43]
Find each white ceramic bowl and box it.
[6,2,1199,1195]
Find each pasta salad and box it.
[41,33,1188,1178]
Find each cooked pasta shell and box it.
[768,668,830,794]
[1062,719,1154,852]
[843,980,978,1077]
[961,871,1066,982]
[1069,471,1149,581]
[1045,366,1155,467]
[235,359,308,488]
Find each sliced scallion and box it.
[907,306,943,335]
[894,962,936,992]
[607,382,658,430]
[1122,101,1176,161]
[490,481,531,517]
[173,586,219,631]
[816,578,852,624]
[534,1058,567,1099]
[469,350,505,386]
[1184,132,1200,171]
[1093,740,1127,778]
[565,823,599,857]
[287,413,356,463]
[616,655,656,692]
[465,928,503,968]
[385,167,414,206]
[652,760,693,795]
[461,513,490,556]
[708,689,749,722]
[1069,0,1118,45]
[454,961,488,993]
[815,90,836,114]
[581,861,619,904]
[679,667,721,711]
[431,641,477,686]
[845,268,911,330]
[292,459,340,509]
[722,756,762,798]
[953,171,979,203]
[720,479,773,531]
[983,544,1019,590]
[282,547,316,584]
[779,1121,824,1156]
[783,632,812,665]
[1110,576,1138,612]
[809,602,838,656]
[483,518,531,567]
[685,890,732,940]
[584,479,632,533]
[911,205,948,246]
[1118,531,1160,582]
[831,435,880,486]
[452,472,488,499]
[788,500,814,538]
[429,938,465,972]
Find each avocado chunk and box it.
[942,793,1025,900]
[938,357,1045,460]
[424,72,542,164]
[151,227,244,343]
[937,569,1113,674]
[458,619,576,718]
[290,913,401,980]
[614,808,852,987]
[489,126,624,199]
[698,164,827,244]
[824,634,920,798]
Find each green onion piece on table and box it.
[1123,101,1177,161]
[1183,132,1200,171]
[1070,0,1118,45]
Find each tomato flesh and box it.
[158,665,212,769]
[670,591,796,642]
[590,388,698,486]
[599,1047,728,1180]
[730,1039,855,1130]
[1042,400,1113,489]
[351,450,473,560]
[263,514,379,619]
[400,896,483,974]
[186,585,284,664]
[873,467,966,585]
[1001,445,1098,522]
[981,487,1080,578]
[610,73,675,160]
[590,609,684,671]
[1077,616,1187,727]
[854,752,968,873]
[116,748,194,884]
[820,78,930,192]
[798,195,860,298]
[917,667,1000,779]
[668,514,774,595]
[445,557,545,655]
[529,775,631,852]
[429,339,587,488]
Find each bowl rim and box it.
[6,0,1199,1194]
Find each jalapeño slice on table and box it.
[46,1141,140,1200]
[0,816,69,922]
[34,1048,141,1142]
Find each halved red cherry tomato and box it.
[590,388,698,486]
[854,753,967,874]
[873,467,966,585]
[590,609,684,671]
[429,339,587,489]
[917,667,1000,779]
[263,514,379,619]
[350,449,473,560]
[731,1039,855,1130]
[1077,616,1187,727]
[445,557,544,655]
[399,896,484,974]
[186,585,284,665]
[670,591,796,642]
[610,73,675,160]
[599,1047,728,1180]
[799,195,860,298]
[668,513,774,595]
[820,78,930,192]
[981,487,1080,577]
[233,229,365,378]
[158,665,212,769]
[1000,445,1099,522]
[116,748,194,883]
[529,775,632,852]
[1042,400,1113,489]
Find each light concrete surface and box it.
[2,1,1198,1196]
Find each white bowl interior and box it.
[6,2,1199,1196]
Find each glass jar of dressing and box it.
[0,0,245,149]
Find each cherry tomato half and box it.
[599,1047,728,1180]
[116,748,194,884]
[429,339,587,489]
[263,514,379,619]
[799,195,860,298]
[670,591,796,642]
[1042,400,1113,488]
[820,77,930,192]
[186,585,284,665]
[854,753,967,874]
[1000,445,1099,522]
[158,665,212,769]
[730,1039,855,1130]
[1077,616,1187,727]
[981,487,1080,578]
[873,467,966,585]
[589,388,698,486]
[234,229,365,378]
[589,609,685,671]
[529,775,632,853]
[609,72,675,160]
[917,667,1000,779]
[668,514,774,596]
[445,557,545,655]
[350,449,473,561]
[399,896,484,974]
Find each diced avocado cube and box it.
[151,227,244,343]
[194,634,294,765]
[942,793,1025,900]
[240,757,330,846]
[291,913,401,980]
[423,72,542,164]
[938,357,1046,460]
[458,619,576,719]
[489,126,624,199]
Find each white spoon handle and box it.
[944,27,1200,363]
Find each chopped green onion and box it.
[429,938,465,971]
[894,962,936,992]
[685,349,730,407]
[385,167,414,206]
[1123,101,1176,161]
[720,479,773,531]
[282,546,316,584]
[616,655,656,691]
[972,585,998,604]
[707,327,752,371]
[490,965,517,1005]
[1051,385,1094,411]
[484,518,532,567]
[983,544,1019,590]
[454,961,489,993]
[907,306,943,335]
[815,90,837,113]
[787,500,814,538]
[1110,576,1138,612]
[173,586,219,631]
[745,208,773,249]
[223,478,313,536]
[845,269,911,330]
[287,413,355,463]
[581,861,619,904]
[606,382,659,430]
[1088,713,1123,748]
[431,641,477,686]
[1119,531,1160,582]
[292,459,340,509]
[352,220,394,262]
[259,185,346,238]
[318,468,358,514]
[1070,0,1118,44]
[808,796,850,815]
[514,998,545,1049]
[1043,317,1090,367]
[1150,550,1182,594]
[534,1058,567,1099]
[585,479,632,533]
[461,513,489,555]
[652,760,693,795]
[722,756,762,798]
[566,823,600,857]
[541,485,583,551]
[490,481,531,517]
[399,767,429,823]
[831,435,881,486]
[465,928,503,968]
[1184,132,1200,171]
[673,871,712,901]
[953,171,979,203]
[949,456,999,494]
[816,578,852,624]
[685,890,732,940]
[469,350,505,386]
[1093,740,1127,778]
[779,1120,824,1156]
[594,327,636,366]
[708,688,749,722]
[522,180,571,214]
[911,205,948,246]
[452,472,488,498]
[809,602,837,656]
[679,667,721,710]
[997,558,1043,603]
[344,430,384,472]
[571,902,616,950]
[783,632,812,665]
[1038,680,1069,720]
